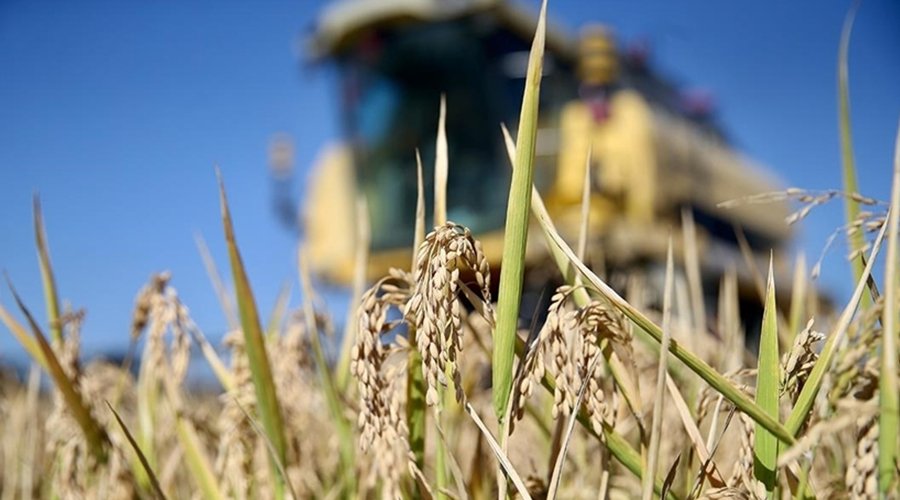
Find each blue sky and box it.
[1,1,898,360]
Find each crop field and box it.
[1,2,898,499]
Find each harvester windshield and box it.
[336,18,572,249]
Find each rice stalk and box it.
[32,196,62,344]
[718,269,744,374]
[233,399,300,500]
[336,195,370,392]
[265,281,291,341]
[161,377,224,500]
[414,150,426,251]
[136,338,160,488]
[433,95,451,500]
[187,324,235,392]
[785,214,888,436]
[194,233,239,331]
[546,352,603,500]
[493,0,547,420]
[753,257,780,495]
[407,152,428,477]
[787,252,808,344]
[877,122,900,494]
[434,422,470,500]
[733,226,766,304]
[681,209,707,339]
[217,171,287,498]
[175,415,225,500]
[298,247,356,494]
[435,95,448,227]
[642,239,675,500]
[463,403,532,499]
[664,374,726,487]
[21,364,42,499]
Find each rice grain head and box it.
[351,270,416,494]
[404,222,493,406]
[846,414,879,499]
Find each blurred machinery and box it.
[290,0,796,327]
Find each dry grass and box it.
[1,182,899,499]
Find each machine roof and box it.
[308,0,575,60]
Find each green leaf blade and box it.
[493,0,547,420]
[6,277,109,462]
[878,122,900,494]
[754,257,780,493]
[837,4,867,292]
[107,401,167,500]
[173,410,225,500]
[33,196,63,344]
[0,303,47,370]
[217,172,287,497]
[642,239,675,500]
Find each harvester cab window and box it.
[338,18,572,250]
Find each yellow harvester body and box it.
[302,0,792,310]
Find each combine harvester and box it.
[294,0,804,338]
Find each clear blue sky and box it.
[1,1,898,360]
